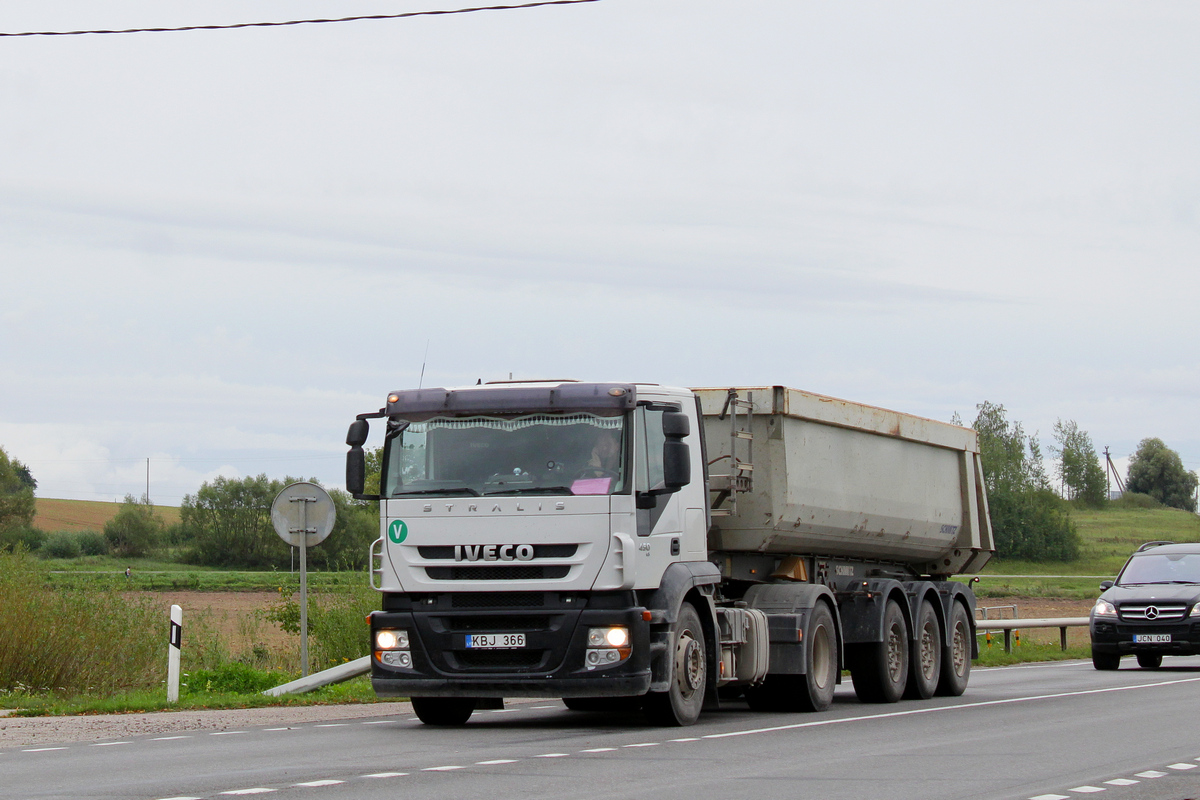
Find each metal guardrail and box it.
[975,617,1090,653]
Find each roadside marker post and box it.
[167,604,182,703]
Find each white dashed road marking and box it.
[1135,770,1166,778]
[362,772,407,778]
[477,759,518,765]
[1168,762,1197,769]
[1104,779,1138,786]
[1068,787,1104,794]
[294,780,344,787]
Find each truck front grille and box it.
[453,650,546,670]
[451,592,545,609]
[445,615,553,632]
[1119,603,1188,621]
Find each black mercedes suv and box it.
[1090,541,1200,670]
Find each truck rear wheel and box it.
[904,600,942,700]
[850,599,908,703]
[644,602,706,726]
[744,602,838,713]
[935,602,971,696]
[411,697,476,725]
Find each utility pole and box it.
[146,457,150,504]
[1104,446,1126,498]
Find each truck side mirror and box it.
[662,410,691,491]
[347,419,369,447]
[346,447,367,496]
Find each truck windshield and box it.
[1118,553,1200,585]
[382,413,628,498]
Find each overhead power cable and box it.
[0,0,601,37]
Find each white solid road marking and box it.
[220,790,275,795]
[294,780,344,787]
[705,676,1200,740]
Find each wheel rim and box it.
[676,628,704,697]
[919,620,937,681]
[812,624,832,689]
[950,620,968,677]
[886,622,904,683]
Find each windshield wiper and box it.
[392,487,480,497]
[484,486,574,496]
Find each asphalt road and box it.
[4,658,1200,800]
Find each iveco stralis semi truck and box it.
[344,382,995,726]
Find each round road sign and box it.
[270,482,336,547]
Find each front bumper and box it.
[370,592,652,698]
[1090,618,1200,655]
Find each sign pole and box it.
[296,496,311,677]
[270,482,336,681]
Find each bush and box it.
[267,580,375,669]
[75,530,110,556]
[1111,492,1161,510]
[184,662,289,695]
[0,550,161,695]
[0,526,45,553]
[41,531,81,559]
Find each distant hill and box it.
[34,498,182,533]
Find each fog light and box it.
[380,651,412,669]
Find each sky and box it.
[2,0,1198,506]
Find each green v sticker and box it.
[388,519,408,544]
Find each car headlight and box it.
[375,629,409,650]
[1092,599,1117,618]
[1192,602,1200,618]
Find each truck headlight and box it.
[585,626,631,669]
[588,626,629,648]
[375,629,410,650]
[1092,600,1117,618]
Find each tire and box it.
[936,601,972,697]
[743,603,838,713]
[850,599,909,704]
[644,602,707,726]
[411,697,476,725]
[1136,652,1163,669]
[1092,650,1121,671]
[904,600,942,700]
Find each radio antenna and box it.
[418,339,430,389]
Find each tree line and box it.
[2,416,1198,566]
[963,403,1197,562]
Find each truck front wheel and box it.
[850,599,909,703]
[411,697,476,725]
[644,602,706,726]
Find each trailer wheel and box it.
[745,602,838,713]
[935,602,972,696]
[644,602,706,726]
[850,599,908,703]
[411,697,476,725]
[904,600,942,700]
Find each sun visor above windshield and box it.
[386,383,637,419]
